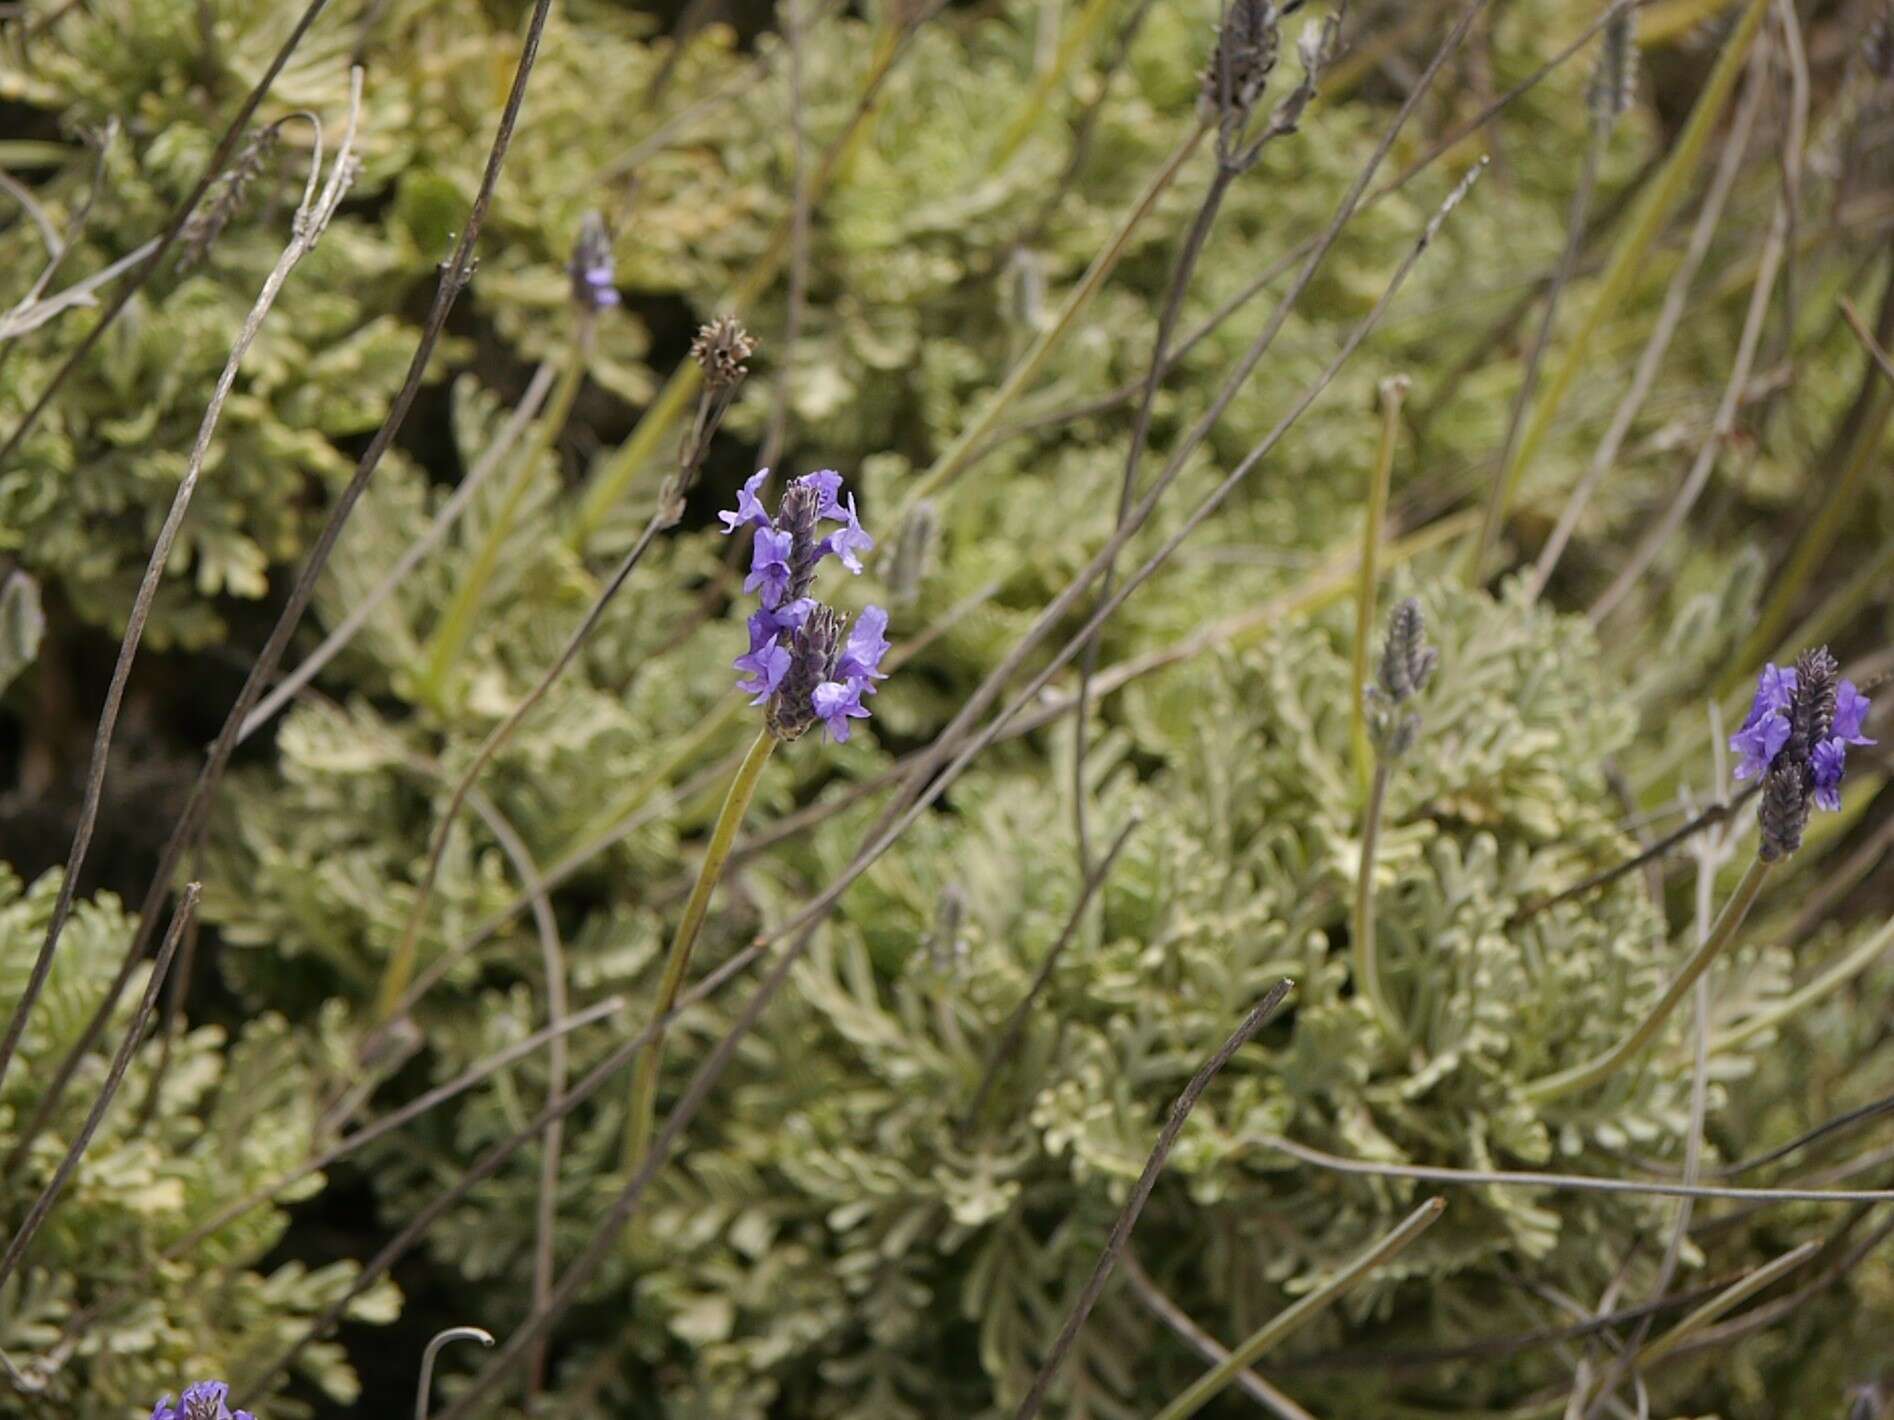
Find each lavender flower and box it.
[151,1381,254,1420]
[812,678,872,742]
[722,469,887,743]
[1731,662,1796,780]
[822,493,875,574]
[1733,647,1872,859]
[719,469,773,534]
[743,527,793,608]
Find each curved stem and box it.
[1521,856,1771,1104]
[1354,760,1402,1041]
[418,327,590,705]
[988,0,1114,172]
[1463,0,1770,582]
[623,727,778,1169]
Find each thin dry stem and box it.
[1010,981,1297,1420]
[4,0,560,1179]
[0,73,364,1111]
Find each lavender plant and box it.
[624,469,887,1169]
[5,1,1894,1418]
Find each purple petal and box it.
[178,1383,232,1420]
[744,527,793,607]
[1741,663,1797,730]
[1812,737,1848,811]
[800,469,844,518]
[1730,712,1790,780]
[812,678,871,742]
[718,470,773,534]
[1835,680,1876,746]
[837,604,890,686]
[735,640,791,703]
[820,493,875,574]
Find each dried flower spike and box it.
[567,210,619,312]
[1732,646,1873,859]
[177,126,280,271]
[691,314,757,390]
[1200,0,1283,127]
[722,468,887,744]
[150,1381,255,1420]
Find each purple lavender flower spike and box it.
[744,526,793,607]
[821,493,875,573]
[1730,711,1790,781]
[1835,680,1875,745]
[729,468,883,741]
[812,678,872,742]
[801,469,844,518]
[1812,738,1848,811]
[837,604,890,687]
[719,470,773,534]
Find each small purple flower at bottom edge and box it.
[152,1381,252,1420]
[812,678,873,742]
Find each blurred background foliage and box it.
[2,0,1893,1415]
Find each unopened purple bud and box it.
[568,211,618,312]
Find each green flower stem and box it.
[623,726,778,1170]
[1354,759,1402,1041]
[1151,1197,1446,1420]
[1349,376,1405,793]
[418,326,591,706]
[898,120,1210,515]
[1463,0,1768,583]
[988,0,1115,173]
[1521,855,1771,1105]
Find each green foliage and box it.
[4,0,1893,1416]
[0,868,396,1417]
